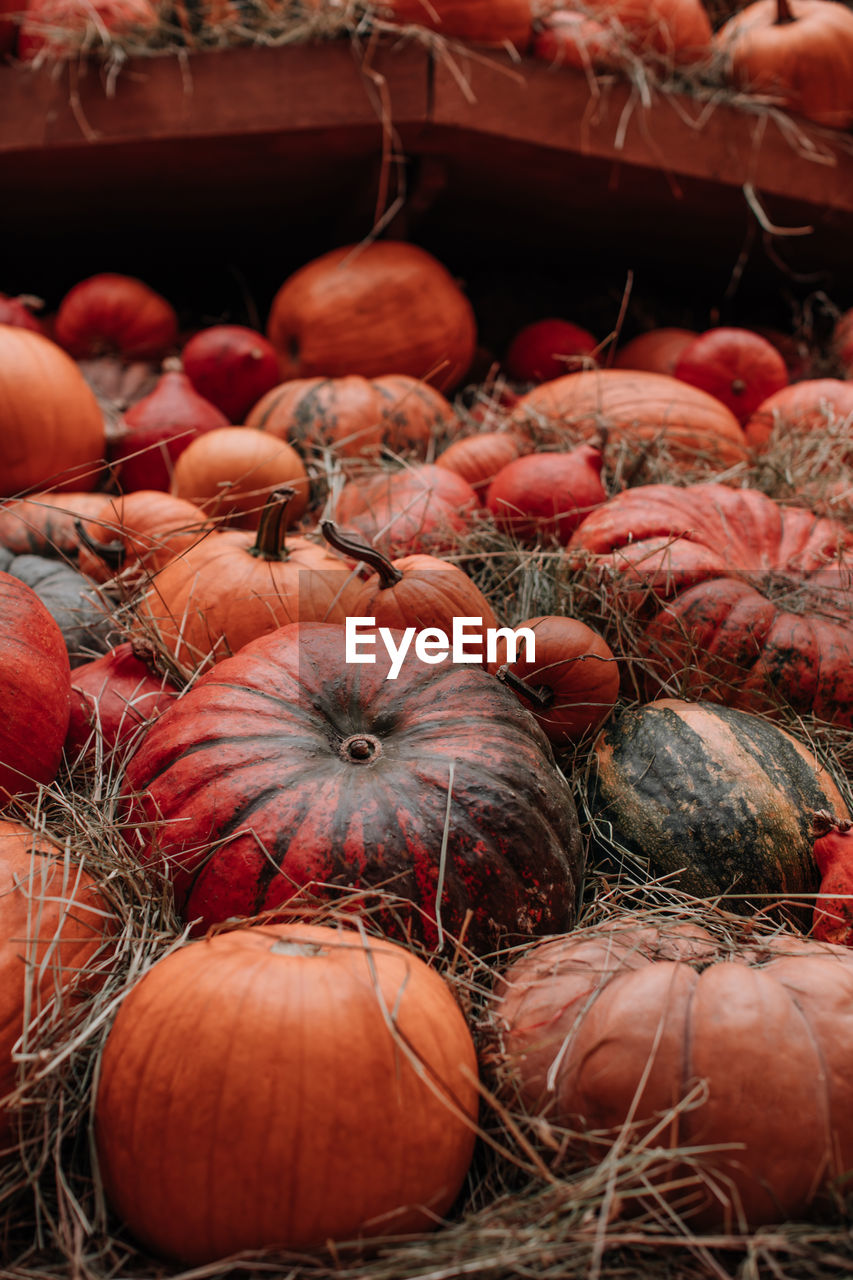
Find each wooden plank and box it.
[429,53,853,215]
[0,41,431,152]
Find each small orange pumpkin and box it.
[76,490,214,586]
[170,426,309,530]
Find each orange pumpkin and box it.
[0,492,108,561]
[435,430,525,502]
[0,328,105,496]
[53,273,176,359]
[170,426,309,530]
[613,327,698,376]
[672,327,789,425]
[247,373,457,460]
[333,464,479,558]
[535,0,711,67]
[490,918,853,1229]
[266,242,477,392]
[715,0,853,129]
[378,0,533,47]
[95,923,478,1263]
[513,368,748,470]
[0,818,111,1150]
[137,489,362,675]
[76,490,214,586]
[744,377,853,450]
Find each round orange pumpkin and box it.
[744,377,853,450]
[435,430,525,502]
[613,326,698,376]
[95,923,479,1263]
[170,426,309,529]
[266,242,477,392]
[76,490,214,587]
[491,918,853,1229]
[0,328,105,496]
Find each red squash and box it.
[436,430,525,502]
[504,319,598,383]
[673,327,789,425]
[613,326,698,375]
[744,378,853,450]
[54,273,176,359]
[111,361,230,493]
[0,573,71,804]
[180,325,281,424]
[0,295,45,334]
[66,642,179,763]
[534,0,712,66]
[812,810,853,946]
[120,622,583,952]
[485,445,606,545]
[378,0,533,48]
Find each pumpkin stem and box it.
[812,809,853,839]
[495,664,554,709]
[251,488,297,561]
[74,518,125,571]
[775,0,795,23]
[320,521,403,587]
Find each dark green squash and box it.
[590,698,849,911]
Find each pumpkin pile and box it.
[2,227,853,1280]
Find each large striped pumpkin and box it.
[590,698,849,911]
[121,623,583,952]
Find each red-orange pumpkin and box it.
[0,572,71,804]
[485,445,606,545]
[95,923,479,1263]
[53,273,176,359]
[170,426,309,530]
[490,918,853,1229]
[333,464,479,558]
[673,327,789,425]
[0,328,105,496]
[66,641,179,762]
[76,490,214,586]
[266,242,477,392]
[613,326,698,376]
[715,0,853,129]
[435,430,525,502]
[378,0,533,47]
[0,818,111,1151]
[744,377,853,450]
[0,492,108,561]
[513,368,748,471]
[811,810,853,946]
[535,0,711,66]
[504,318,598,383]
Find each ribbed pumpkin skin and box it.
[349,556,498,639]
[77,490,214,585]
[121,624,583,952]
[333,464,479,558]
[491,920,853,1230]
[0,328,105,496]
[514,369,748,470]
[0,573,71,803]
[266,242,477,392]
[95,924,479,1263]
[66,643,179,761]
[0,492,107,560]
[436,431,524,501]
[0,819,109,1149]
[590,699,848,905]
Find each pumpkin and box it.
[76,490,213,587]
[0,573,71,804]
[6,555,112,667]
[485,445,606,545]
[533,12,626,71]
[333,464,479,559]
[95,923,478,1263]
[504,319,598,383]
[66,641,179,763]
[246,373,457,460]
[121,622,583,950]
[0,818,110,1150]
[589,698,848,910]
[135,489,362,676]
[744,377,853,450]
[534,0,712,67]
[111,359,231,493]
[489,614,620,745]
[832,307,853,374]
[569,482,853,724]
[321,520,497,644]
[180,325,281,423]
[170,426,309,530]
[613,326,698,376]
[513,368,748,471]
[0,295,44,334]
[53,273,177,360]
[435,430,525,503]
[378,0,533,48]
[715,0,853,129]
[0,327,105,496]
[0,492,107,561]
[672,327,789,425]
[811,810,853,946]
[489,917,853,1229]
[266,242,477,392]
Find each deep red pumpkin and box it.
[811,811,853,946]
[121,622,583,953]
[504,319,598,383]
[485,445,606,545]
[0,572,71,804]
[66,642,179,763]
[54,273,177,360]
[0,295,45,334]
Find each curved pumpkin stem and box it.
[251,488,297,561]
[320,521,403,588]
[74,517,125,571]
[775,0,795,23]
[496,663,554,709]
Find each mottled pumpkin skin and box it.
[122,624,583,953]
[490,919,853,1230]
[590,698,848,908]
